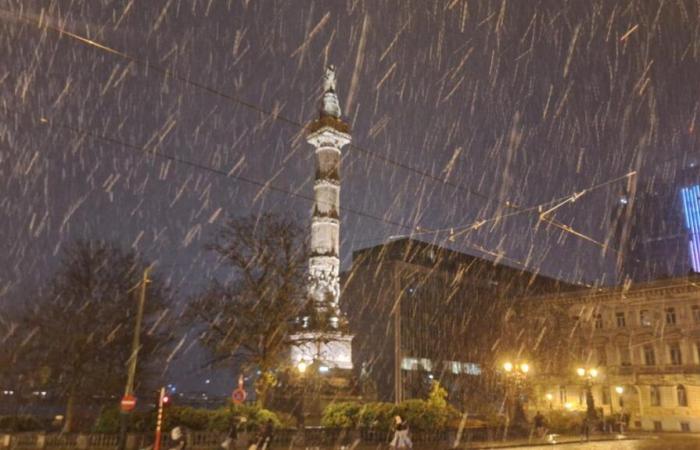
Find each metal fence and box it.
[1,427,495,450]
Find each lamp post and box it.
[576,367,598,420]
[117,266,151,450]
[502,361,530,425]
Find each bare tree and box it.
[12,241,170,431]
[187,213,310,406]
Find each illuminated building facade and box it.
[612,164,700,283]
[680,184,700,272]
[520,276,700,431]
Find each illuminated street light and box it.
[297,361,308,374]
[501,360,530,424]
[615,386,624,395]
[545,393,553,401]
[576,366,599,419]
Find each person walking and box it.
[222,416,244,450]
[579,416,590,442]
[169,426,187,450]
[254,420,274,450]
[533,411,547,438]
[389,415,412,449]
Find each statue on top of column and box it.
[322,65,337,93]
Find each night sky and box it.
[1,1,699,389]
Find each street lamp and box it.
[545,393,553,410]
[502,361,530,425]
[576,367,599,420]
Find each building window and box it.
[594,313,604,329]
[643,345,656,366]
[602,386,611,405]
[597,346,607,366]
[619,346,632,366]
[681,422,691,432]
[670,342,683,365]
[692,305,700,323]
[616,312,626,328]
[653,421,663,431]
[650,385,661,406]
[401,357,418,371]
[697,342,700,363]
[640,309,652,327]
[666,307,677,325]
[677,385,688,407]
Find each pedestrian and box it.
[533,411,547,438]
[254,419,274,450]
[169,426,187,450]
[222,416,244,450]
[389,415,412,449]
[579,416,590,442]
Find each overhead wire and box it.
[34,114,531,268]
[6,10,509,208]
[6,10,639,267]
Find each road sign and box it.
[120,394,136,412]
[231,387,247,404]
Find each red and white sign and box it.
[120,394,137,412]
[231,387,247,404]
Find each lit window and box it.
[669,343,683,365]
[597,346,607,366]
[692,305,700,323]
[677,385,688,407]
[616,312,626,328]
[640,310,652,327]
[643,345,656,366]
[650,385,661,406]
[464,363,482,376]
[594,314,604,329]
[619,346,631,366]
[666,307,677,325]
[401,358,418,371]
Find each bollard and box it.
[36,433,46,450]
[76,434,89,450]
[125,433,138,450]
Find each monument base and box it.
[290,332,353,369]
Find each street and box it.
[471,435,700,450]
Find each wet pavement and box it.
[468,434,700,449]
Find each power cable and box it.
[6,10,510,208]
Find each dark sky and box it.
[1,0,699,388]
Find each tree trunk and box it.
[62,387,76,433]
[255,370,275,408]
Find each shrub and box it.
[396,399,454,432]
[321,402,362,428]
[545,410,583,433]
[357,402,397,432]
[92,403,282,434]
[0,415,44,432]
[92,407,122,433]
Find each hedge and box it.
[93,404,282,433]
